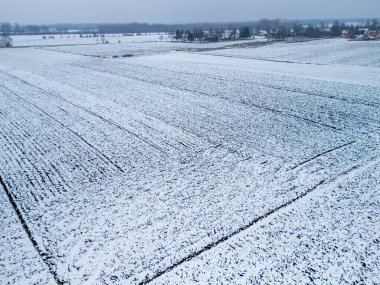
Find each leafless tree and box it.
[0,33,13,48]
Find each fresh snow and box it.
[203,38,380,67]
[0,36,379,284]
[153,158,380,285]
[41,39,259,58]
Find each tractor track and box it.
[0,70,167,155]
[0,83,125,173]
[0,175,65,285]
[77,62,371,139]
[106,61,380,109]
[290,140,357,170]
[140,155,378,284]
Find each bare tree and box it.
[100,34,107,44]
[0,22,11,34]
[0,33,13,48]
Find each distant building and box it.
[205,36,219,43]
[353,30,380,41]
[256,30,268,36]
[366,31,380,40]
[341,30,353,39]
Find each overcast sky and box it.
[1,0,379,24]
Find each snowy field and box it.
[0,37,379,284]
[11,34,162,47]
[12,33,259,57]
[204,38,380,67]
[41,38,260,57]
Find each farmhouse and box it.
[366,30,380,40]
[341,30,353,38]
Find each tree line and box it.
[0,22,98,35]
[1,18,378,38]
[172,26,253,42]
[256,18,379,39]
[169,19,379,42]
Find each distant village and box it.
[169,19,380,42]
[1,18,379,47]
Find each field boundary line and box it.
[197,52,328,65]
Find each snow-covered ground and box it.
[12,33,259,57]
[41,39,259,57]
[203,38,380,67]
[0,37,379,284]
[154,158,380,284]
[11,34,162,47]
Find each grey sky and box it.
[1,0,379,24]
